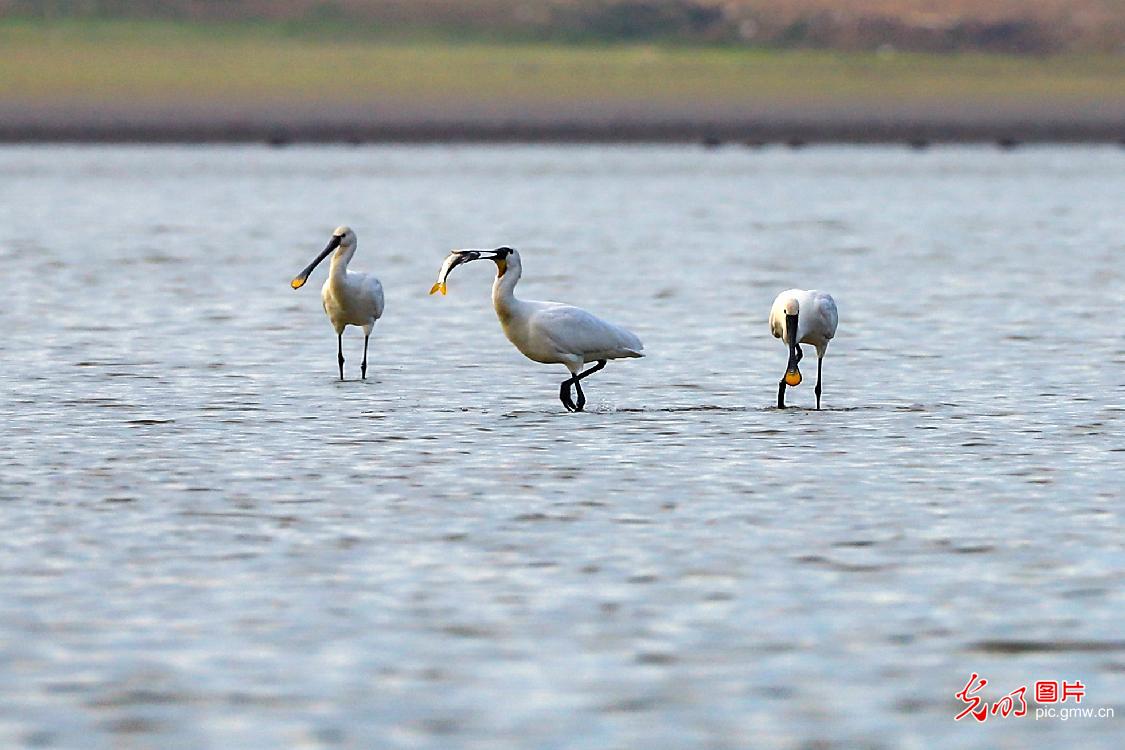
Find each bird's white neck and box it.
[329,247,354,281]
[492,262,521,320]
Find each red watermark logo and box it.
[954,673,1027,721]
[954,674,1109,722]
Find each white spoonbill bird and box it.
[291,226,384,380]
[769,289,838,409]
[430,247,644,412]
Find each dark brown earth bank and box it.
[1,104,1122,144]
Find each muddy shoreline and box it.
[2,119,1122,144]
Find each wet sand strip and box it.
[1,118,1122,144]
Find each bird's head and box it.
[332,225,356,248]
[291,226,356,290]
[430,246,518,295]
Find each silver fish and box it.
[429,250,479,296]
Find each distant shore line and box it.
[1,121,1122,145]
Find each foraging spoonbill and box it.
[769,289,838,409]
[291,226,384,380]
[431,247,643,412]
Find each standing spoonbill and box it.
[291,226,384,380]
[430,247,643,412]
[769,289,838,409]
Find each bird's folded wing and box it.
[368,277,386,317]
[534,305,643,357]
[814,293,839,337]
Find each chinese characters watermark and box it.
[955,674,1112,722]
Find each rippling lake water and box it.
[0,144,1122,748]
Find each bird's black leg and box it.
[815,356,823,410]
[573,378,586,412]
[361,333,370,380]
[559,378,577,412]
[337,333,345,381]
[570,360,605,412]
[576,360,607,381]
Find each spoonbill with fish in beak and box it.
[431,247,643,412]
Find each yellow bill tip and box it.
[785,370,802,386]
[429,282,447,296]
[290,277,306,290]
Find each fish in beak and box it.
[784,311,802,386]
[429,249,491,295]
[291,234,342,289]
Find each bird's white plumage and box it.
[769,288,837,357]
[489,250,643,374]
[322,267,384,335]
[318,227,384,336]
[515,300,643,368]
